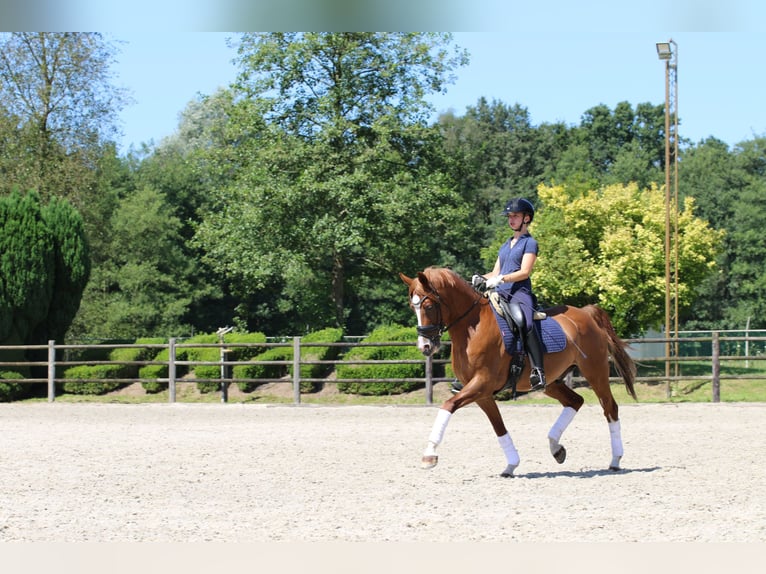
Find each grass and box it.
[17,358,766,405]
[24,377,766,406]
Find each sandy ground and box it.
[1,401,765,543]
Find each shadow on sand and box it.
[503,466,662,479]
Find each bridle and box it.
[415,285,482,345]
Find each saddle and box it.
[487,291,567,399]
[488,291,547,322]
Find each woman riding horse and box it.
[474,197,547,392]
[400,267,636,477]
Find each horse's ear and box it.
[416,271,431,291]
[399,272,413,287]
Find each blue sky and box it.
[5,2,759,153]
[113,30,765,154]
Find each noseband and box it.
[415,286,481,345]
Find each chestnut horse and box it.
[400,266,637,477]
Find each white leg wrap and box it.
[548,406,577,443]
[498,432,520,467]
[609,419,623,458]
[428,408,452,447]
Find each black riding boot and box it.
[522,326,547,391]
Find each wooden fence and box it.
[1,333,765,404]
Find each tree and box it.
[195,33,470,333]
[682,136,766,329]
[492,182,724,337]
[68,186,195,339]
[554,101,665,188]
[435,99,555,273]
[0,190,89,345]
[0,33,129,204]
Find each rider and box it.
[474,197,547,392]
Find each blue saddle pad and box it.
[491,308,567,356]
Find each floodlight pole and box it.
[656,39,678,398]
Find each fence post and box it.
[712,331,720,403]
[425,354,433,405]
[293,336,301,405]
[220,345,229,403]
[47,340,56,402]
[168,338,177,403]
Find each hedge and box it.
[232,328,343,393]
[195,332,267,393]
[138,339,181,393]
[336,325,423,395]
[0,370,25,402]
[0,345,29,401]
[62,338,165,395]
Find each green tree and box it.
[0,32,129,203]
[496,182,723,337]
[435,99,557,274]
[37,195,91,342]
[128,93,238,333]
[195,33,470,333]
[0,190,89,345]
[69,186,193,339]
[682,136,766,329]
[551,101,665,189]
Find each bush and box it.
[192,332,268,393]
[136,332,270,394]
[180,334,219,393]
[61,339,164,395]
[233,344,292,393]
[61,364,126,395]
[0,346,31,401]
[138,338,185,393]
[0,370,26,402]
[299,328,343,393]
[336,325,424,395]
[225,332,268,361]
[231,329,343,393]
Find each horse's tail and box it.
[584,305,638,401]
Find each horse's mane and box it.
[422,266,470,292]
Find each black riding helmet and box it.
[501,197,535,222]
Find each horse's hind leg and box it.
[599,390,624,470]
[578,363,624,470]
[476,397,519,477]
[543,381,585,465]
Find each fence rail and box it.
[1,333,765,404]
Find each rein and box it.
[416,286,482,342]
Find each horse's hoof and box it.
[608,465,621,472]
[553,445,566,464]
[500,464,517,478]
[421,455,438,469]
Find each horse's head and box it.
[399,270,445,357]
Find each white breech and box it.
[548,406,577,456]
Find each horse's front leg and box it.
[421,385,487,469]
[422,408,452,468]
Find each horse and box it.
[399,266,637,477]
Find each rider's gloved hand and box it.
[471,274,485,288]
[485,275,504,289]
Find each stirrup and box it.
[450,380,463,395]
[529,368,547,392]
